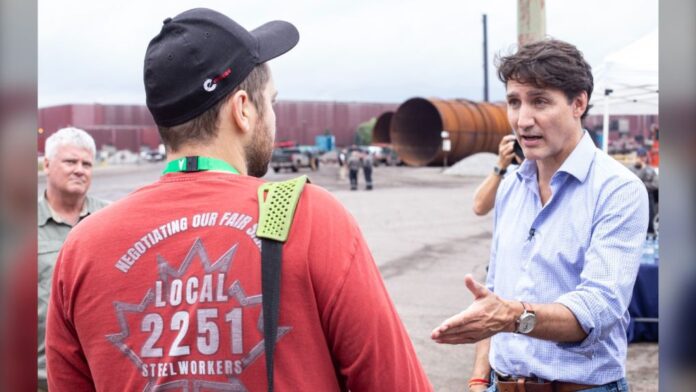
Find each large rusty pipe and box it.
[390,97,511,166]
[372,111,393,144]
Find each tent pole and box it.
[602,89,612,153]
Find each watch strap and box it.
[515,301,535,333]
[494,166,507,176]
[514,302,522,333]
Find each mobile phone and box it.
[513,139,525,162]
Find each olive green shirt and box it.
[37,192,109,387]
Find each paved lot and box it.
[39,162,658,391]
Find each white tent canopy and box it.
[590,28,658,150]
[591,28,658,115]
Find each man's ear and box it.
[228,90,253,134]
[573,91,589,119]
[43,157,51,173]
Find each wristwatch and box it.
[493,166,507,176]
[514,302,536,334]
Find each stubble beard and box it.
[244,116,274,178]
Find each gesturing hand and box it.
[431,274,516,344]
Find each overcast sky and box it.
[38,0,657,108]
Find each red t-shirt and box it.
[46,172,432,391]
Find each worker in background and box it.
[630,147,659,236]
[362,150,374,190]
[337,148,348,180]
[347,149,361,190]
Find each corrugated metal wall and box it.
[38,101,399,153]
[273,101,399,147]
[38,104,160,153]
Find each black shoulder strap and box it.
[261,239,282,392]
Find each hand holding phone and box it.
[513,139,525,163]
[498,135,518,168]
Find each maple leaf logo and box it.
[105,238,291,391]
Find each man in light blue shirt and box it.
[432,39,648,392]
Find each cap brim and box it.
[251,20,299,63]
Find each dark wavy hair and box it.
[496,39,593,119]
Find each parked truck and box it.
[270,147,320,172]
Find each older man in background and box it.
[37,127,108,391]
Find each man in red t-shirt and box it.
[45,7,431,392]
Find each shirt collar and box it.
[557,131,596,183]
[516,158,538,182]
[38,191,94,226]
[515,131,596,183]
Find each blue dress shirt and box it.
[486,132,648,384]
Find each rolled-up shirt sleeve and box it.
[555,179,648,355]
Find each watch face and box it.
[518,313,536,334]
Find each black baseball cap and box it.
[144,8,299,127]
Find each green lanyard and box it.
[162,156,240,175]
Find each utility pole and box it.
[602,89,613,152]
[482,14,489,102]
[518,0,546,46]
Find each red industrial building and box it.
[38,104,160,154]
[273,101,398,147]
[38,101,399,154]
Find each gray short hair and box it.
[45,127,96,159]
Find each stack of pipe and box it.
[378,98,511,166]
[372,111,393,144]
